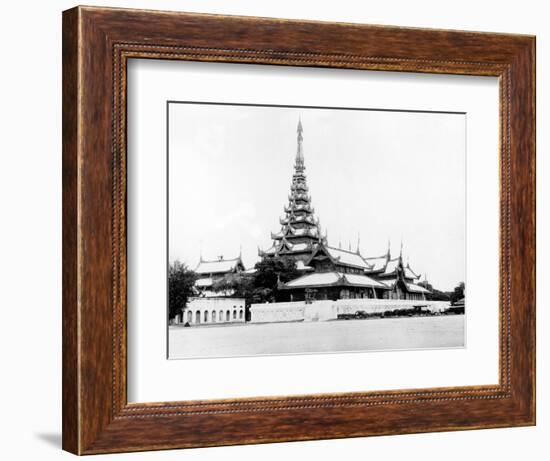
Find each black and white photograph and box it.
[167,102,466,359]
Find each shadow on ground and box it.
[36,432,62,448]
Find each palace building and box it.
[260,119,430,302]
[194,255,245,297]
[178,257,246,326]
[364,244,430,301]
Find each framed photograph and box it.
[62,6,535,454]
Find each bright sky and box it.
[168,103,465,291]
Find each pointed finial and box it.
[400,238,403,259]
[199,241,203,262]
[386,238,391,259]
[339,239,342,249]
[356,232,361,254]
[295,117,305,170]
[348,241,351,251]
[239,244,242,259]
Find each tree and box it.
[251,256,300,303]
[429,288,451,302]
[212,272,255,299]
[418,280,451,301]
[450,281,465,304]
[168,261,197,320]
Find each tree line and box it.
[418,279,465,303]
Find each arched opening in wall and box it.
[226,310,230,321]
[187,311,192,323]
[204,310,209,323]
[212,310,216,322]
[219,310,223,322]
[195,311,200,324]
[233,310,237,319]
[239,309,243,319]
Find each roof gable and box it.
[406,282,430,294]
[383,258,400,275]
[364,255,389,271]
[404,266,420,280]
[326,246,371,269]
[281,271,386,289]
[308,243,371,270]
[195,257,244,275]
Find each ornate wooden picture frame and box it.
[62,6,535,455]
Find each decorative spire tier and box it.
[260,119,326,262]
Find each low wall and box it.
[250,299,451,323]
[248,301,305,323]
[303,300,337,322]
[335,299,450,315]
[184,297,246,325]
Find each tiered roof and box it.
[194,255,245,297]
[260,119,326,261]
[377,258,421,282]
[364,245,428,294]
[364,244,421,282]
[195,256,245,276]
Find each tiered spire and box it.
[260,119,325,262]
[295,117,305,171]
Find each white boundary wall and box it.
[250,299,451,323]
[248,302,306,323]
[183,297,246,325]
[335,299,450,315]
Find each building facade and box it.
[279,243,388,301]
[183,297,246,325]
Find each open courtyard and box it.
[169,314,465,359]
